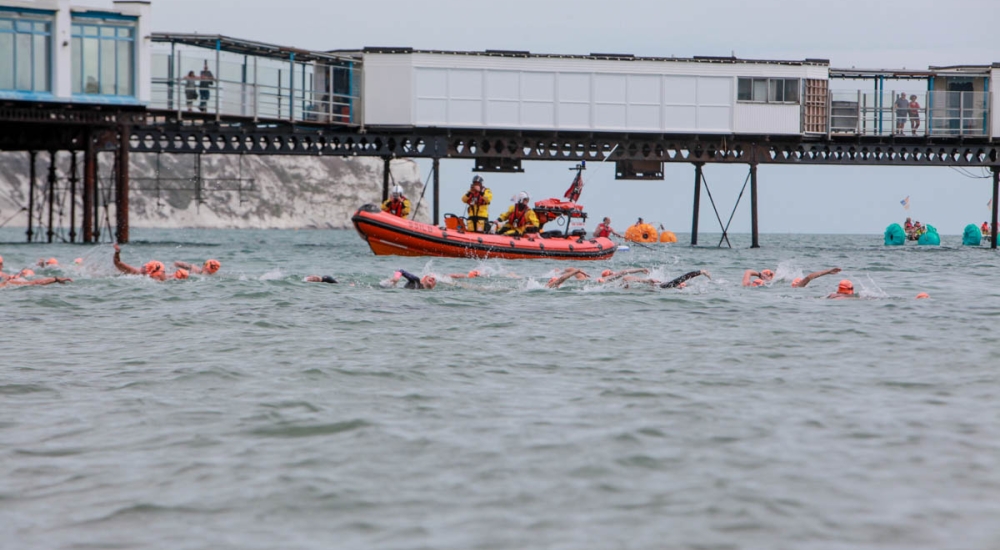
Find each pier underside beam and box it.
[382,157,391,203]
[47,151,56,243]
[432,157,440,226]
[69,152,78,243]
[27,151,36,243]
[750,162,759,249]
[116,125,130,244]
[83,137,95,243]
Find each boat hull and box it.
[352,205,616,260]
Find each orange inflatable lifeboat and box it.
[352,206,616,260]
[625,223,658,243]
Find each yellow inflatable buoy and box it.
[624,223,658,243]
[659,231,677,243]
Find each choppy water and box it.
[2,228,999,550]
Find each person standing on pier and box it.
[908,95,921,135]
[461,176,492,232]
[184,71,198,112]
[199,61,215,113]
[381,185,411,218]
[894,92,909,134]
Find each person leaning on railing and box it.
[199,61,215,113]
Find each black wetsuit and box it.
[660,271,702,289]
[399,269,424,289]
[319,276,338,284]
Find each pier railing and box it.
[150,76,359,125]
[830,90,990,137]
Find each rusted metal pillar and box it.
[115,125,130,244]
[432,157,440,226]
[47,151,57,243]
[991,166,999,250]
[382,157,391,202]
[69,152,78,243]
[27,151,36,242]
[691,162,703,246]
[750,161,759,249]
[82,137,95,243]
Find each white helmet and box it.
[391,185,404,198]
[513,191,529,204]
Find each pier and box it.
[1,1,998,247]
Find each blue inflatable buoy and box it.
[962,224,982,246]
[918,224,940,246]
[884,223,906,246]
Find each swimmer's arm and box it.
[396,270,421,284]
[796,267,841,288]
[660,270,705,289]
[113,244,140,275]
[741,269,760,287]
[546,271,578,288]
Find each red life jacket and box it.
[387,198,406,217]
[508,205,528,228]
[595,223,611,238]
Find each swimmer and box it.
[388,269,436,289]
[827,279,859,299]
[790,267,841,288]
[173,259,221,275]
[305,275,338,284]
[0,276,72,288]
[546,268,590,288]
[616,269,710,289]
[447,270,482,279]
[114,244,185,281]
[596,268,649,283]
[742,269,774,287]
[36,257,59,268]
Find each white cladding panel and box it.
[733,103,802,134]
[363,56,414,125]
[993,68,999,138]
[363,53,822,132]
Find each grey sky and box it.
[142,0,998,233]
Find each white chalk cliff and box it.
[0,152,427,231]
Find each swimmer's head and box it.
[601,269,612,277]
[759,269,774,281]
[916,292,929,299]
[837,279,854,295]
[420,274,436,289]
[173,268,189,280]
[0,255,3,267]
[467,270,480,278]
[74,258,83,265]
[751,278,765,287]
[142,261,165,277]
[19,268,34,277]
[203,259,221,274]
[47,258,58,266]
[573,272,588,280]
[791,277,803,287]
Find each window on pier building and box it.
[71,16,136,97]
[737,78,801,103]
[0,13,52,93]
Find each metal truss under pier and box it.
[131,118,999,168]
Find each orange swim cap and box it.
[751,279,764,287]
[601,269,613,277]
[467,270,480,278]
[837,279,854,295]
[47,258,58,266]
[74,258,83,264]
[173,268,189,280]
[760,269,774,278]
[142,261,165,276]
[916,292,929,299]
[203,259,221,274]
[20,268,34,277]
[791,278,803,287]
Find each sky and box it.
[123,0,1000,234]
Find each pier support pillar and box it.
[115,125,130,244]
[432,157,440,226]
[47,151,57,243]
[69,152,78,243]
[382,157,391,203]
[750,162,759,249]
[992,166,999,250]
[27,151,36,243]
[691,162,703,246]
[82,135,97,243]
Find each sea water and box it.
[1,228,999,550]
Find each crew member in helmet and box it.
[496,192,540,236]
[381,185,411,218]
[461,175,492,232]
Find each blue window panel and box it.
[70,18,136,98]
[0,15,51,92]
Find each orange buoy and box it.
[659,230,677,243]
